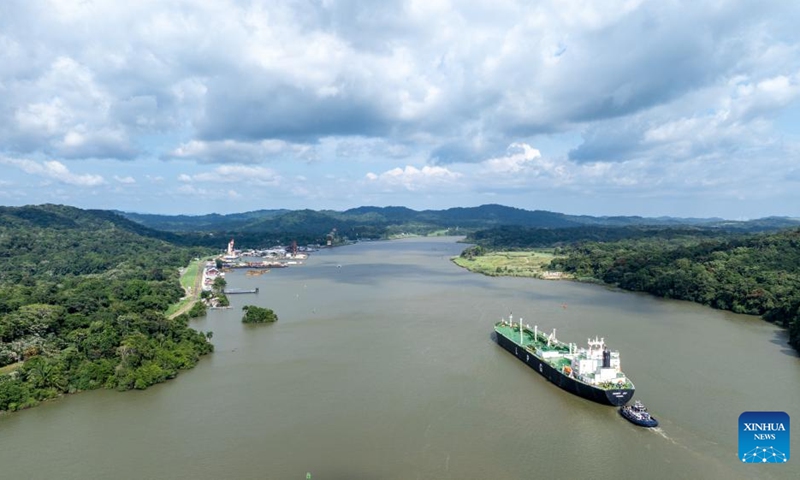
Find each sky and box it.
[1,0,799,218]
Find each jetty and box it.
[223,288,259,295]
[223,261,287,269]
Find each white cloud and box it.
[5,1,792,159]
[113,175,136,184]
[365,165,461,191]
[179,165,282,187]
[729,73,800,121]
[176,184,205,195]
[0,157,105,186]
[14,98,71,134]
[4,55,137,158]
[483,143,542,173]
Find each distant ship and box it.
[494,314,634,406]
[619,400,659,427]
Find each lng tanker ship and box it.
[494,314,634,406]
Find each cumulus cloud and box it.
[0,1,799,215]
[2,1,795,163]
[3,56,137,159]
[569,70,800,164]
[483,143,543,174]
[365,165,461,191]
[0,157,105,186]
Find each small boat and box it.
[619,400,659,427]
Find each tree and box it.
[21,356,67,393]
[241,305,278,324]
[188,302,207,318]
[212,276,227,292]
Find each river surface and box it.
[1,237,798,479]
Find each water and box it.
[1,237,797,479]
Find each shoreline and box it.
[450,249,573,281]
[452,250,797,355]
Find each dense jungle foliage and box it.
[467,225,800,353]
[464,225,736,249]
[0,205,214,412]
[241,305,278,324]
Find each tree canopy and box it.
[0,205,215,413]
[465,225,800,354]
[241,305,278,324]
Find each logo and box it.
[739,411,790,463]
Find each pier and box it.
[223,261,287,269]
[223,288,259,294]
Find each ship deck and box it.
[494,323,570,354]
[495,321,635,391]
[549,357,572,369]
[495,323,529,346]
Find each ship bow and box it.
[605,388,635,406]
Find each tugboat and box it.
[619,400,659,427]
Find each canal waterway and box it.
[0,237,797,479]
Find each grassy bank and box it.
[180,258,203,289]
[166,257,207,317]
[452,250,571,279]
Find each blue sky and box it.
[1,0,799,218]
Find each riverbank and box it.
[454,245,799,356]
[451,249,573,279]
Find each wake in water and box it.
[650,427,682,448]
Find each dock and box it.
[223,288,259,294]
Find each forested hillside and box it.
[545,230,800,353]
[0,205,214,412]
[464,225,734,249]
[463,225,800,353]
[121,205,800,251]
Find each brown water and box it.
[0,237,797,479]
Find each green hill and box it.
[119,205,800,243]
[0,205,214,413]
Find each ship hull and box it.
[495,330,634,406]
